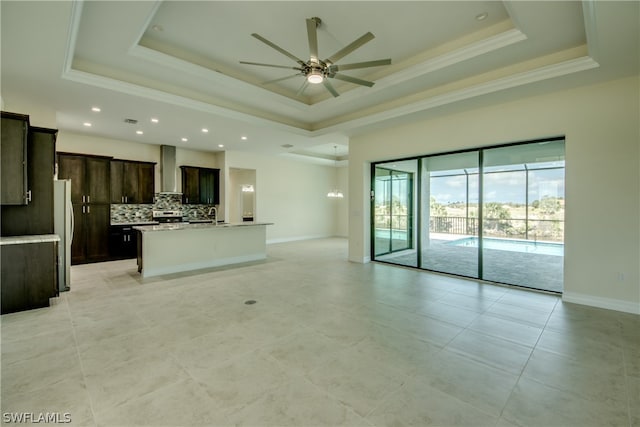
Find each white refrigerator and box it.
[54,179,73,291]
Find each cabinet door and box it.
[199,168,220,205]
[138,163,155,204]
[86,157,110,204]
[110,160,125,203]
[71,203,86,264]
[1,114,29,205]
[84,204,110,261]
[123,162,139,203]
[1,127,56,236]
[1,241,57,314]
[181,167,200,204]
[58,155,85,203]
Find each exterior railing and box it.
[429,216,564,242]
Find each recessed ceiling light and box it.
[91,107,101,112]
[151,24,164,32]
[202,128,209,133]
[218,144,224,148]
[150,118,159,123]
[475,12,488,21]
[181,137,188,142]
[241,136,247,140]
[136,130,143,135]
[83,122,92,127]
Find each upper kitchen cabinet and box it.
[111,159,155,204]
[1,112,29,205]
[180,166,220,205]
[58,153,111,204]
[199,168,220,205]
[1,126,57,236]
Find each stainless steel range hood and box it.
[160,145,177,193]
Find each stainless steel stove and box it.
[152,210,184,223]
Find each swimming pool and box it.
[448,237,564,256]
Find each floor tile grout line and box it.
[496,296,560,421]
[62,293,99,427]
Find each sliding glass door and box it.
[482,141,565,290]
[372,161,417,267]
[371,138,565,292]
[421,152,479,278]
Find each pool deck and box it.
[376,234,563,293]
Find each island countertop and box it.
[133,221,273,233]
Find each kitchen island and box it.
[133,222,272,278]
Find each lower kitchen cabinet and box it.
[71,203,110,264]
[1,238,58,314]
[109,225,138,259]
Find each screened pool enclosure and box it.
[372,138,565,293]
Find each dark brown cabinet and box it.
[1,112,29,205]
[109,225,138,259]
[1,126,57,236]
[1,239,58,314]
[111,159,155,204]
[58,153,111,264]
[180,166,220,205]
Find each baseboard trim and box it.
[267,235,332,244]
[562,291,640,315]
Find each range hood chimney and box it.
[160,145,177,192]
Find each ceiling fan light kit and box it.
[240,17,391,97]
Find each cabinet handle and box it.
[82,205,85,214]
[87,195,90,203]
[82,195,85,203]
[121,196,124,203]
[87,205,90,214]
[26,190,32,203]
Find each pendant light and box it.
[327,145,344,198]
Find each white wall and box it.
[349,76,640,314]
[334,166,349,237]
[225,150,340,243]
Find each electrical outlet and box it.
[617,272,625,282]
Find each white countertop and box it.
[0,234,61,245]
[133,222,273,233]
[111,221,159,227]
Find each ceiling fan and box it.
[239,17,391,97]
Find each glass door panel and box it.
[372,161,417,267]
[421,152,479,278]
[481,141,565,291]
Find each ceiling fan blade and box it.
[240,61,303,70]
[297,80,309,96]
[323,79,340,97]
[331,73,375,87]
[329,59,391,72]
[262,74,302,85]
[324,32,375,64]
[306,18,319,61]
[251,33,306,65]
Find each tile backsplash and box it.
[111,192,216,224]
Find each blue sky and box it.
[431,168,565,205]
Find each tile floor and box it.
[1,237,638,426]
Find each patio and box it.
[376,236,563,293]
